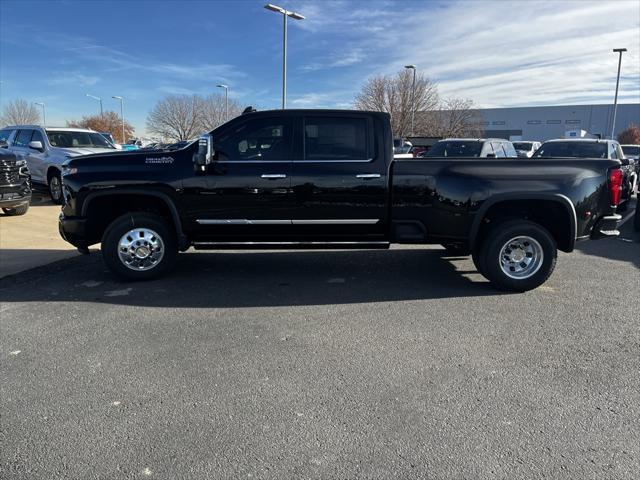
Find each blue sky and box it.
[1,0,639,136]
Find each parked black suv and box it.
[0,145,31,216]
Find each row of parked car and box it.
[401,137,638,211]
[0,125,191,205]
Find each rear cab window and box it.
[303,116,370,161]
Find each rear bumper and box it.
[591,214,621,239]
[59,213,87,247]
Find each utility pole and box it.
[610,48,627,140]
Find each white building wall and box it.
[478,104,639,141]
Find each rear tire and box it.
[478,220,557,292]
[2,204,29,216]
[101,213,177,280]
[48,171,63,204]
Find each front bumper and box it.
[59,213,88,247]
[0,186,31,209]
[591,214,621,239]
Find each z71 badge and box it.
[145,156,174,164]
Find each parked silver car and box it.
[0,126,116,203]
[423,138,518,158]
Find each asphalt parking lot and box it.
[1,210,639,479]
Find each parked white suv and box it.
[0,126,116,203]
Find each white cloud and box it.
[290,0,640,107]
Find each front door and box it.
[289,114,388,241]
[193,114,296,242]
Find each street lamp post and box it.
[34,102,46,127]
[404,65,417,137]
[264,3,305,109]
[217,84,229,121]
[610,48,627,140]
[112,96,125,143]
[86,94,103,118]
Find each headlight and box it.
[61,167,77,176]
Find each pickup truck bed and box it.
[59,109,623,291]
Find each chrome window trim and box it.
[196,219,380,225]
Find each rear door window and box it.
[13,129,33,148]
[304,117,369,160]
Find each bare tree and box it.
[617,123,640,144]
[0,99,41,126]
[354,69,439,138]
[66,111,135,143]
[199,94,243,132]
[431,98,483,138]
[146,94,243,142]
[146,95,204,142]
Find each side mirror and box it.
[194,134,214,167]
[29,140,44,151]
[486,153,496,158]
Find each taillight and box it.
[608,168,623,206]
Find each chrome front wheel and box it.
[117,227,165,271]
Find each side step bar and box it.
[191,241,390,250]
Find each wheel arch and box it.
[469,193,577,253]
[81,189,187,248]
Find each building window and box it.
[527,120,542,125]
[478,121,489,126]
[546,120,561,124]
[492,121,505,125]
[565,119,581,125]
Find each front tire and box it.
[2,204,29,216]
[48,171,63,204]
[101,213,177,280]
[479,220,557,292]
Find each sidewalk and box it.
[0,193,79,278]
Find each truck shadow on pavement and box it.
[0,248,502,308]
[573,215,639,270]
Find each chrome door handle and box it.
[261,174,287,179]
[356,173,381,179]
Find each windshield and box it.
[622,146,639,156]
[533,142,607,158]
[47,130,114,149]
[426,141,483,157]
[513,142,533,151]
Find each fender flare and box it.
[81,188,186,244]
[468,193,577,251]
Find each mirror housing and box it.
[194,134,214,167]
[29,140,44,151]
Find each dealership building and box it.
[477,103,640,141]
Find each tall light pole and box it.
[112,96,125,143]
[610,48,627,140]
[86,94,103,118]
[404,65,417,137]
[264,3,305,109]
[34,102,46,127]
[217,84,229,122]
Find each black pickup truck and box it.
[59,109,624,291]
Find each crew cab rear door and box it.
[290,113,388,240]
